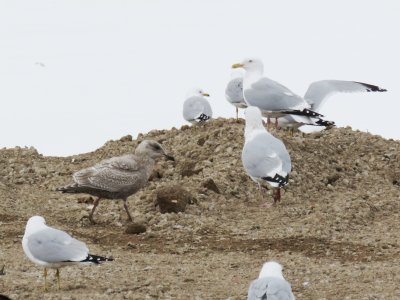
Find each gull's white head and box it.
[232,58,264,74]
[186,88,210,99]
[25,216,46,235]
[259,261,285,279]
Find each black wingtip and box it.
[56,183,80,194]
[281,108,324,118]
[315,119,335,127]
[196,113,211,123]
[81,254,114,264]
[261,174,289,188]
[355,82,387,92]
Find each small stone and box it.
[120,134,133,142]
[197,137,206,146]
[202,178,220,194]
[180,161,203,177]
[125,223,147,234]
[127,242,137,249]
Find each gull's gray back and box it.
[247,277,295,300]
[183,96,212,122]
[245,78,305,111]
[27,228,88,263]
[242,133,291,178]
[226,77,246,105]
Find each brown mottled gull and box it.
[57,140,174,223]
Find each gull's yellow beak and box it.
[232,63,244,69]
[202,92,210,97]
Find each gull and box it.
[225,71,247,119]
[232,58,333,127]
[183,88,212,124]
[277,80,387,129]
[242,106,291,204]
[57,140,174,223]
[248,261,295,300]
[22,216,113,291]
[35,62,46,67]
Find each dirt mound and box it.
[1,118,400,299]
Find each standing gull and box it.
[232,58,333,127]
[225,71,247,119]
[57,140,174,223]
[247,261,295,300]
[242,106,291,204]
[278,80,387,129]
[22,216,113,291]
[183,88,213,124]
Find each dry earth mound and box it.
[1,118,400,299]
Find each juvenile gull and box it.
[57,140,174,223]
[248,261,295,300]
[225,72,247,119]
[232,58,333,127]
[242,106,291,204]
[183,88,213,124]
[278,80,387,129]
[22,216,113,291]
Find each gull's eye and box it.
[249,59,253,63]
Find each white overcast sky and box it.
[0,0,398,156]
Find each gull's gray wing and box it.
[242,133,291,180]
[225,77,246,107]
[247,277,295,300]
[244,77,306,111]
[183,96,212,123]
[278,114,326,128]
[304,80,387,111]
[27,227,88,263]
[73,154,143,192]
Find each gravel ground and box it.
[1,118,400,299]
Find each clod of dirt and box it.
[149,164,165,181]
[202,178,220,194]
[180,161,203,177]
[197,137,206,146]
[119,134,133,142]
[77,196,94,204]
[326,173,340,185]
[125,223,147,234]
[156,185,191,213]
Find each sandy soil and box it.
[1,118,400,299]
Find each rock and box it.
[197,137,206,146]
[149,164,165,181]
[202,178,220,194]
[180,161,203,177]
[77,196,94,204]
[156,185,192,213]
[125,223,147,234]
[326,173,340,185]
[119,134,133,142]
